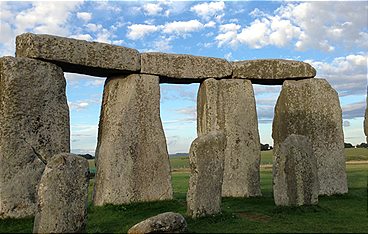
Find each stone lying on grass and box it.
[128,212,187,234]
[33,153,89,233]
[232,59,316,85]
[16,33,140,77]
[187,131,226,218]
[273,134,319,206]
[141,52,232,83]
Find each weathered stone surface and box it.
[141,52,232,83]
[365,93,368,143]
[232,59,316,85]
[0,56,70,219]
[197,78,261,197]
[273,134,319,206]
[273,78,347,196]
[128,212,187,234]
[16,33,140,77]
[187,131,226,218]
[33,153,89,233]
[93,74,173,206]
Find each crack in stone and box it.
[21,138,47,165]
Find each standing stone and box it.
[128,212,187,234]
[93,74,173,206]
[273,78,347,196]
[16,33,140,77]
[0,56,70,219]
[197,78,261,197]
[33,153,89,233]
[232,59,316,85]
[187,131,226,218]
[273,134,319,206]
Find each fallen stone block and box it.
[273,134,319,206]
[33,153,89,233]
[187,131,226,218]
[128,212,187,233]
[16,33,140,77]
[0,56,70,219]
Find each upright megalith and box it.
[232,59,316,85]
[0,56,70,219]
[33,153,89,233]
[16,33,140,77]
[141,52,232,83]
[93,74,173,206]
[197,78,261,197]
[273,78,347,196]
[187,131,226,218]
[273,134,319,206]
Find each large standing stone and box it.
[0,56,70,219]
[232,59,316,85]
[187,131,226,218]
[33,153,89,233]
[141,52,232,83]
[197,78,261,197]
[273,78,347,196]
[93,74,173,206]
[273,134,319,206]
[128,212,187,234]
[16,33,140,77]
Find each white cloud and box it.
[70,34,93,41]
[219,23,240,33]
[127,24,160,40]
[76,12,92,22]
[69,101,89,111]
[191,1,225,21]
[163,20,204,36]
[143,3,163,16]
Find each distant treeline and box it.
[344,143,368,148]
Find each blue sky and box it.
[1,1,367,154]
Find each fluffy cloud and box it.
[143,3,163,16]
[163,20,204,36]
[216,2,367,51]
[76,12,92,22]
[191,1,225,21]
[127,24,160,40]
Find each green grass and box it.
[344,148,368,161]
[1,149,367,233]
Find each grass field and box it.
[1,149,367,233]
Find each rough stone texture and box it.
[273,134,319,206]
[93,74,173,206]
[16,33,140,77]
[273,78,348,196]
[365,92,368,143]
[141,52,232,83]
[33,153,89,233]
[232,59,316,85]
[0,56,70,219]
[187,131,226,218]
[128,212,187,234]
[197,78,261,197]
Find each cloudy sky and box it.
[1,1,367,154]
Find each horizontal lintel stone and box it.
[232,59,316,85]
[141,52,232,83]
[16,33,140,77]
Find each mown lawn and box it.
[1,150,367,233]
